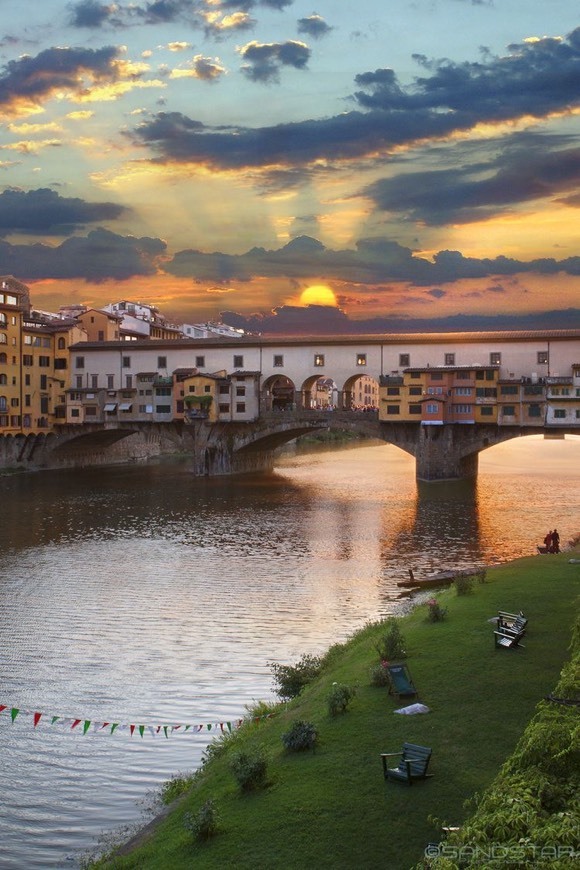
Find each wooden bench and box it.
[380,742,433,785]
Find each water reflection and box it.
[0,436,579,867]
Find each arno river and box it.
[1,435,579,868]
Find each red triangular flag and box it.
[33,712,42,727]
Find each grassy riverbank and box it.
[96,553,579,870]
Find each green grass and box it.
[95,553,580,870]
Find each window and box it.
[23,354,33,367]
[427,386,443,395]
[501,385,518,395]
[204,385,211,393]
[502,406,515,416]
[98,330,104,341]
[10,397,19,407]
[38,356,50,367]
[54,358,67,369]
[0,353,6,364]
[455,404,472,414]
[155,404,171,413]
[155,387,171,396]
[236,402,246,413]
[195,355,205,368]
[357,353,367,366]
[554,409,566,419]
[480,406,494,416]
[25,394,31,406]
[426,403,439,414]
[40,397,49,414]
[57,338,66,349]
[576,410,580,419]
[107,375,114,389]
[386,405,400,414]
[219,403,230,413]
[537,351,549,364]
[456,371,470,379]
[409,404,421,414]
[125,375,133,389]
[85,406,97,416]
[408,371,420,379]
[157,356,167,369]
[314,354,325,367]
[75,356,85,369]
[122,356,131,368]
[399,353,410,367]
[0,334,6,344]
[219,385,229,394]
[188,385,196,393]
[76,375,83,389]
[25,374,31,386]
[490,352,501,365]
[444,353,455,366]
[409,386,422,396]
[528,404,542,417]
[386,387,400,396]
[91,375,98,389]
[233,355,244,369]
[236,386,245,396]
[455,387,471,396]
[430,372,443,380]
[70,408,80,418]
[40,375,47,390]
[273,355,284,367]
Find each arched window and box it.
[0,374,7,385]
[0,333,7,344]
[0,352,7,364]
[0,395,7,412]
[57,337,66,349]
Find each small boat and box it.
[396,568,465,590]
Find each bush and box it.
[159,772,195,805]
[375,618,407,660]
[183,799,220,841]
[270,654,323,699]
[425,597,447,622]
[369,662,390,687]
[229,747,269,792]
[281,719,318,752]
[454,574,474,596]
[327,682,356,716]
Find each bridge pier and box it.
[415,425,479,482]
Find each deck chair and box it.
[381,742,433,786]
[498,611,528,633]
[384,662,419,701]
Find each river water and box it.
[0,436,579,867]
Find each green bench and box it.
[380,742,433,786]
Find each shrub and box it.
[270,654,323,699]
[327,682,356,716]
[426,597,447,622]
[375,618,407,660]
[229,747,268,792]
[183,799,220,841]
[281,719,318,752]
[454,574,474,596]
[474,568,487,584]
[159,772,195,805]
[369,661,390,687]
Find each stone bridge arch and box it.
[261,374,296,411]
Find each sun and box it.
[299,284,337,306]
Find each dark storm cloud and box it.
[0,46,122,112]
[163,234,580,286]
[364,144,580,224]
[239,40,310,83]
[68,0,292,30]
[0,228,165,281]
[297,14,332,40]
[0,188,128,236]
[131,26,580,170]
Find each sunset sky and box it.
[1,0,580,333]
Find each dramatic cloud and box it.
[163,234,580,285]
[238,40,310,83]
[170,55,227,81]
[131,27,580,171]
[363,140,580,224]
[297,14,332,40]
[68,0,293,31]
[68,1,119,29]
[0,188,128,236]
[0,228,165,280]
[0,46,123,116]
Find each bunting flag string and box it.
[0,702,274,738]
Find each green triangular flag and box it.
[83,720,91,735]
[10,708,19,722]
[163,725,169,739]
[51,716,59,725]
[110,723,119,734]
[139,725,145,738]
